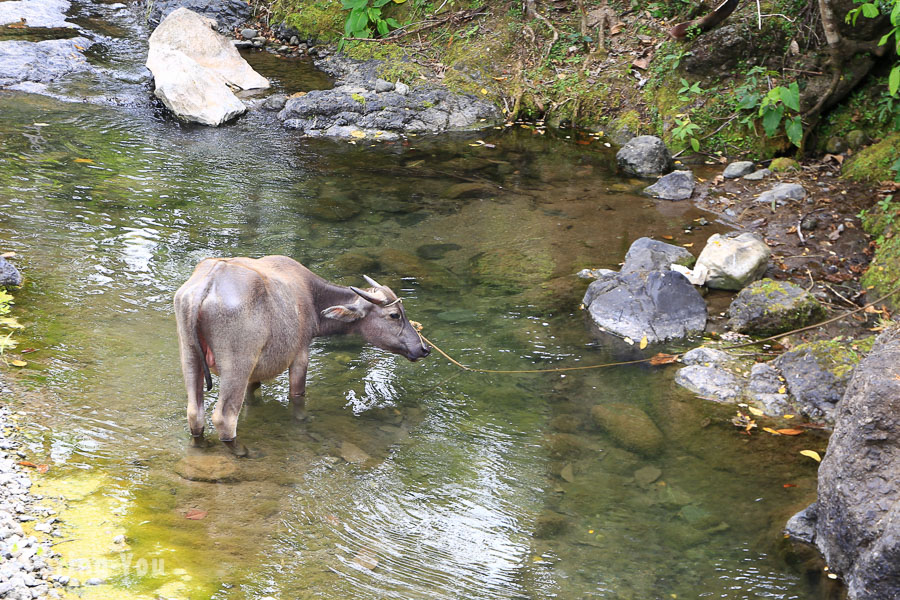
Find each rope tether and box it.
[411,278,900,375]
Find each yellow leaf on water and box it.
[74,158,93,163]
[350,130,366,139]
[783,414,795,419]
[639,335,648,350]
[748,406,765,416]
[800,450,822,462]
[32,123,49,127]
[682,243,693,248]
[777,428,805,436]
[763,427,781,435]
[9,359,27,367]
[778,386,787,394]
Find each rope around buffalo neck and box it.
[410,277,900,375]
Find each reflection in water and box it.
[0,90,828,600]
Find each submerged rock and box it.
[643,170,695,201]
[727,278,825,335]
[591,402,665,456]
[621,237,695,274]
[146,8,269,126]
[583,270,707,343]
[785,502,817,545]
[815,327,900,599]
[615,136,674,177]
[174,455,237,482]
[695,232,770,291]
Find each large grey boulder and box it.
[774,338,862,424]
[146,8,269,126]
[583,270,707,343]
[814,327,900,599]
[0,38,93,89]
[621,237,694,274]
[0,258,22,288]
[143,0,252,34]
[727,278,825,335]
[643,170,694,201]
[696,232,770,291]
[616,136,674,177]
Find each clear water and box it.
[0,5,832,599]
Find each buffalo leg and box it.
[181,347,207,443]
[212,373,251,457]
[288,350,309,422]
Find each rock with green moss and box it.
[773,336,874,424]
[843,133,900,182]
[591,402,665,456]
[727,278,825,336]
[769,157,800,172]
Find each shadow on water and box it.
[0,87,832,599]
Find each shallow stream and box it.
[0,3,831,599]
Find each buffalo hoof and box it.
[223,439,249,458]
[292,406,309,423]
[190,436,213,449]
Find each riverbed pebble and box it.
[0,406,62,599]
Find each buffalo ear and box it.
[321,305,365,322]
[350,286,387,306]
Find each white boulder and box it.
[695,232,770,291]
[146,8,269,126]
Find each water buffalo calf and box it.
[174,255,430,456]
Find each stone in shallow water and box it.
[616,135,674,177]
[674,365,742,402]
[695,232,770,291]
[727,278,824,336]
[174,455,237,482]
[621,237,695,274]
[591,402,665,456]
[643,170,694,201]
[756,182,806,206]
[339,441,370,464]
[634,465,662,486]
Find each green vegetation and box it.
[339,0,404,48]
[859,193,900,307]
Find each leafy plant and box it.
[340,0,405,47]
[677,77,704,101]
[672,116,701,152]
[875,87,900,130]
[758,82,802,146]
[847,0,900,95]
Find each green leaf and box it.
[782,82,801,112]
[373,0,392,6]
[385,17,400,27]
[376,18,389,36]
[890,66,900,96]
[785,116,803,147]
[736,92,761,111]
[690,137,700,152]
[762,105,783,137]
[862,3,880,18]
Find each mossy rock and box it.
[279,2,345,43]
[533,511,568,539]
[862,240,900,311]
[543,432,593,460]
[843,133,900,182]
[769,157,800,172]
[333,250,380,275]
[470,247,555,295]
[591,402,665,457]
[727,278,825,336]
[372,248,460,289]
[174,455,237,483]
[608,110,642,146]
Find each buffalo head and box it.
[321,275,431,362]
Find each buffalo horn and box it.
[362,275,383,289]
[350,286,387,306]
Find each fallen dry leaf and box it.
[184,509,207,520]
[74,158,94,164]
[17,461,37,468]
[800,450,822,462]
[632,57,650,70]
[661,235,674,240]
[783,483,797,488]
[649,353,678,365]
[639,335,648,350]
[37,464,49,474]
[776,429,805,436]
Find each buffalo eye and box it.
[389,313,401,320]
